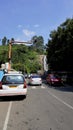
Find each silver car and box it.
[29,75,42,85]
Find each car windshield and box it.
[2,75,24,84]
[31,75,41,78]
[51,75,60,79]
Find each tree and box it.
[0,35,44,73]
[46,18,73,72]
[11,38,15,43]
[2,36,7,45]
[31,35,44,54]
[7,39,10,45]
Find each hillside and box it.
[0,44,44,74]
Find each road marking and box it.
[41,86,45,89]
[3,102,12,130]
[48,91,73,110]
[32,86,36,89]
[29,86,46,89]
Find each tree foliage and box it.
[11,44,42,73]
[31,35,44,54]
[0,35,45,73]
[2,36,7,45]
[46,18,73,72]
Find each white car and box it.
[0,73,27,99]
[29,75,42,85]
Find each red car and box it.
[46,74,62,86]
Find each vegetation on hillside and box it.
[0,36,45,73]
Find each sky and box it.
[0,0,73,44]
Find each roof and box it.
[3,73,24,76]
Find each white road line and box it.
[41,86,45,89]
[3,102,12,130]
[31,86,46,89]
[48,91,73,110]
[32,86,36,89]
[28,86,46,89]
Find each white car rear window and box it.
[2,75,24,84]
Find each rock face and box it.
[37,55,48,74]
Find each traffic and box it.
[0,78,73,130]
[0,64,73,130]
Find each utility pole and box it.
[8,40,12,71]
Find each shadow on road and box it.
[49,84,73,92]
[0,95,26,102]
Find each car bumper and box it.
[0,89,27,96]
[52,81,61,85]
[30,81,42,85]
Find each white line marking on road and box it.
[32,86,36,89]
[3,102,12,130]
[28,85,46,89]
[41,86,45,89]
[48,91,73,110]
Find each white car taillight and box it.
[24,81,27,88]
[51,79,54,81]
[0,81,2,89]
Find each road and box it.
[0,83,73,130]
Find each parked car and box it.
[28,75,42,85]
[46,73,62,86]
[0,73,27,99]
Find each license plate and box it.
[9,86,17,88]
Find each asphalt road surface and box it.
[0,83,73,130]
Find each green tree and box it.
[0,35,44,73]
[11,38,15,43]
[46,18,73,72]
[7,39,10,45]
[31,35,44,54]
[2,36,7,45]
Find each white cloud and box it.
[23,29,35,37]
[17,24,22,28]
[15,38,21,41]
[34,24,39,28]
